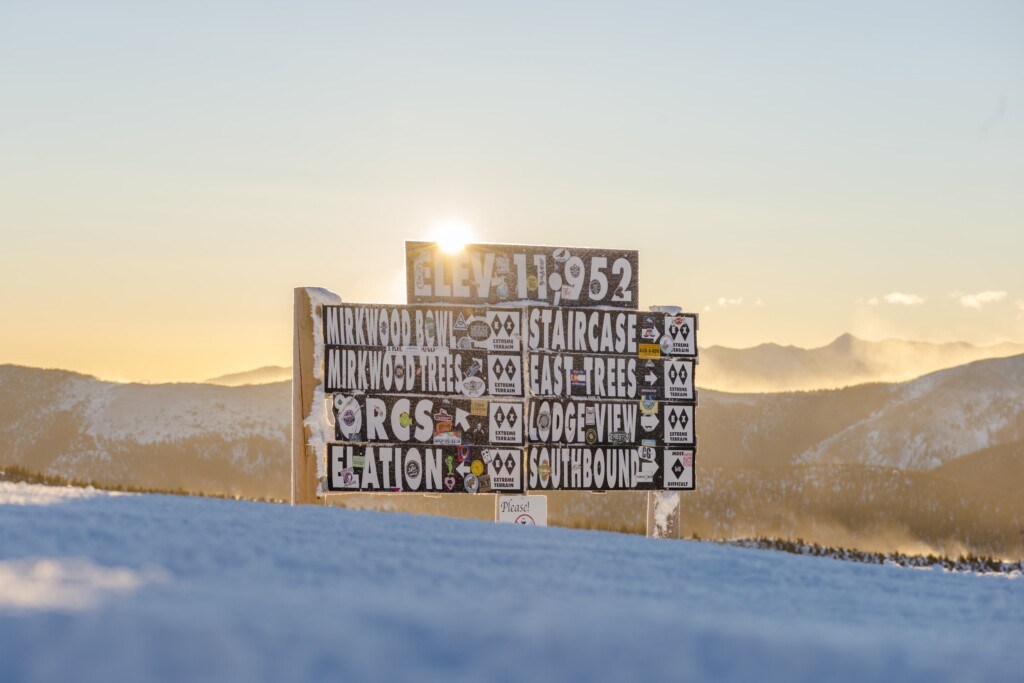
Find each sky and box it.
[1,0,1022,382]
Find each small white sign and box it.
[496,495,547,526]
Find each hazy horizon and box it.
[7,329,1023,388]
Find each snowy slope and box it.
[795,354,1024,470]
[0,365,289,498]
[0,483,1020,683]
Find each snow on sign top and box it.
[406,241,639,309]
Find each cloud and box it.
[883,292,925,306]
[957,290,1008,310]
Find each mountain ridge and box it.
[2,356,1022,555]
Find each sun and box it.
[430,219,475,254]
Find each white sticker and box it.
[497,495,548,526]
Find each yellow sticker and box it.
[639,343,661,359]
[471,460,484,476]
[470,399,488,417]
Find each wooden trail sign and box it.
[292,241,699,512]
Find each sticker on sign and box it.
[496,495,548,526]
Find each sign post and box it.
[292,287,319,505]
[647,491,680,539]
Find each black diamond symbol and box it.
[669,410,678,429]
[680,366,688,383]
[506,408,518,427]
[503,315,515,335]
[669,325,679,338]
[494,407,505,427]
[680,323,690,340]
[504,455,515,472]
[672,459,685,478]
[492,456,505,475]
[680,410,689,428]
[492,317,502,334]
[668,366,679,383]
[505,359,517,378]
[492,359,505,380]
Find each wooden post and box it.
[292,287,319,505]
[646,491,680,539]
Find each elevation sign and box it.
[407,242,639,308]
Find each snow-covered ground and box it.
[0,482,1020,683]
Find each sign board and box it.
[319,298,527,495]
[324,347,523,397]
[324,304,522,352]
[528,353,696,401]
[525,307,697,357]
[496,495,548,526]
[527,398,695,446]
[526,446,695,491]
[294,240,699,507]
[331,394,524,445]
[328,444,523,493]
[322,304,524,399]
[406,241,639,308]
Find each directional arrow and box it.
[455,408,471,431]
[456,460,472,477]
[644,371,657,385]
[640,458,659,475]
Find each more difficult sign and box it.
[294,241,698,501]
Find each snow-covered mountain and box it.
[696,354,1024,472]
[0,365,289,500]
[3,356,1023,555]
[205,366,291,386]
[795,355,1024,470]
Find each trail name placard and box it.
[526,445,695,491]
[329,444,523,493]
[331,394,524,445]
[528,353,695,401]
[294,240,699,504]
[406,241,639,308]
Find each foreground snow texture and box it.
[0,484,1020,683]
